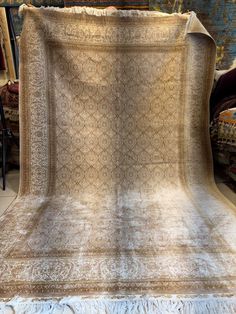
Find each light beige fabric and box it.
[0,6,236,312]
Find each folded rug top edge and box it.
[19,4,192,19]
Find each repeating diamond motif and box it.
[52,48,183,198]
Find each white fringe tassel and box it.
[0,296,236,314]
[19,4,190,18]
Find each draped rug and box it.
[0,6,236,313]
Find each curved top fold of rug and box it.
[0,5,236,314]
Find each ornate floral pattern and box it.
[0,7,235,300]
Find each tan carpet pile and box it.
[0,6,235,313]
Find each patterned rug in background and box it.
[0,0,63,6]
[149,0,236,69]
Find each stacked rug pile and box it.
[210,67,236,182]
[0,81,20,167]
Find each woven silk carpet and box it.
[0,6,236,313]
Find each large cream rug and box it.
[0,6,236,313]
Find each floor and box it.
[214,166,236,206]
[0,169,235,216]
[0,170,19,215]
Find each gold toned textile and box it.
[0,6,236,310]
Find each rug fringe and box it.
[19,4,191,18]
[0,296,236,313]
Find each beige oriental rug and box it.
[0,5,236,313]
